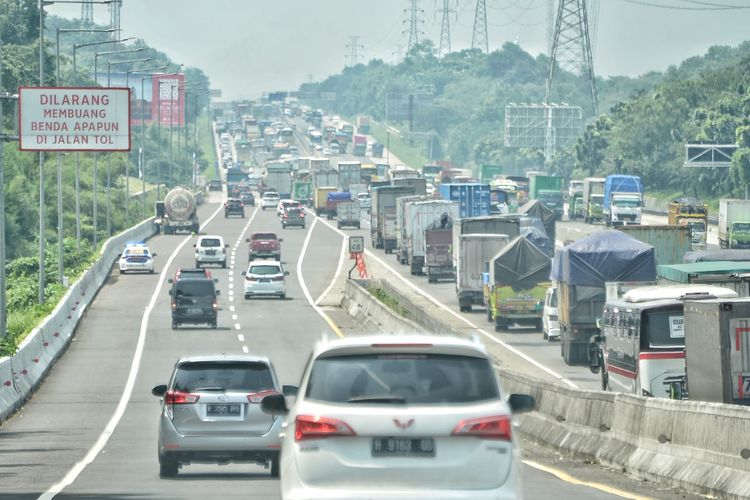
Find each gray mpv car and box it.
[151,355,295,477]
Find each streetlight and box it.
[105,56,152,236]
[185,87,209,189]
[71,37,133,250]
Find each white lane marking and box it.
[232,314,238,320]
[235,323,241,330]
[229,296,234,302]
[229,283,233,290]
[39,202,226,500]
[309,211,579,389]
[229,305,235,312]
[314,231,347,305]
[242,345,249,353]
[228,276,234,282]
[237,334,244,342]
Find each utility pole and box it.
[471,0,489,54]
[436,0,456,57]
[345,36,364,67]
[109,0,121,41]
[38,0,46,304]
[545,0,598,115]
[403,0,424,55]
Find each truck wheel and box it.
[487,308,493,323]
[494,318,504,332]
[536,319,544,331]
[196,261,201,268]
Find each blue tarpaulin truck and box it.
[603,175,643,226]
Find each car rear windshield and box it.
[174,361,275,392]
[305,353,499,404]
[175,280,215,297]
[252,233,277,240]
[200,238,222,247]
[249,265,282,275]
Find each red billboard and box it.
[151,73,185,126]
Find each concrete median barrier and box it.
[342,279,425,334]
[342,275,750,499]
[0,217,157,425]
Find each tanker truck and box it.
[155,187,200,234]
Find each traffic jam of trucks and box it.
[226,107,747,406]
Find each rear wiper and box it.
[190,387,226,392]
[347,395,406,404]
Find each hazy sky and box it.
[49,0,750,100]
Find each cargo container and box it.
[310,157,330,173]
[337,161,362,192]
[457,234,510,312]
[356,115,370,134]
[263,162,293,198]
[480,165,503,183]
[325,192,352,220]
[401,200,457,276]
[313,187,338,216]
[393,177,427,196]
[616,225,691,266]
[336,201,360,229]
[390,167,421,180]
[371,143,384,158]
[353,135,367,156]
[551,231,657,365]
[582,177,606,224]
[485,236,551,331]
[371,186,416,252]
[313,169,339,191]
[657,261,750,296]
[603,175,644,226]
[396,195,428,261]
[529,175,563,200]
[718,199,750,249]
[684,297,750,405]
[425,216,455,283]
[439,183,491,218]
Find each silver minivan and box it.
[543,285,560,341]
[152,355,296,477]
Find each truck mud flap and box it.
[561,338,589,366]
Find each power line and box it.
[615,0,750,9]
[436,0,457,57]
[472,0,489,53]
[345,35,364,66]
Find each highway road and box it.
[0,126,702,499]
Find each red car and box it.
[246,232,283,261]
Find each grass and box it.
[370,286,409,318]
[369,121,428,170]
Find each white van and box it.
[543,285,559,341]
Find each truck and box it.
[325,192,352,220]
[439,183,491,218]
[396,195,428,262]
[457,234,511,312]
[519,200,556,250]
[529,175,563,200]
[485,236,551,331]
[392,177,427,196]
[337,161,362,192]
[616,225,691,266]
[371,185,416,253]
[356,115,371,134]
[155,187,200,234]
[263,162,293,199]
[226,167,249,194]
[551,230,656,365]
[310,157,330,173]
[390,167,420,181]
[668,199,708,249]
[479,165,503,183]
[401,200,458,276]
[657,261,750,296]
[718,199,750,249]
[452,215,551,267]
[371,143,384,158]
[292,180,313,206]
[352,135,367,156]
[582,177,606,224]
[336,201,360,229]
[603,175,644,226]
[314,186,338,216]
[425,214,455,283]
[313,169,339,190]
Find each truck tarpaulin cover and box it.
[494,214,552,256]
[492,236,551,291]
[327,192,352,202]
[550,230,656,286]
[683,249,750,263]
[519,200,555,243]
[427,213,454,230]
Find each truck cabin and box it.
[611,195,642,208]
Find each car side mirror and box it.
[168,278,174,284]
[192,244,196,248]
[282,385,298,396]
[284,271,290,276]
[213,278,219,283]
[261,393,289,415]
[245,238,250,242]
[116,253,122,258]
[151,253,157,258]
[152,384,168,397]
[215,290,221,296]
[241,271,246,276]
[225,244,229,248]
[279,239,284,243]
[508,393,535,414]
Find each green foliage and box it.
[370,286,408,318]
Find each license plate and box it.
[206,404,241,417]
[187,307,202,314]
[372,437,435,457]
[206,250,216,255]
[258,278,270,283]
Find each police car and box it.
[118,242,157,274]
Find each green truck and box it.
[529,175,564,220]
[483,236,551,331]
[582,177,606,224]
[292,180,313,206]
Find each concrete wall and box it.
[0,217,157,423]
[342,276,750,499]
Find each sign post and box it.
[348,236,365,279]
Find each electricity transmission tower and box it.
[436,0,456,57]
[404,0,424,55]
[471,0,488,53]
[545,0,599,115]
[109,0,122,40]
[345,36,364,66]
[81,0,94,25]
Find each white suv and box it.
[194,235,228,268]
[261,191,280,211]
[543,285,560,341]
[261,334,534,499]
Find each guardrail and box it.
[341,276,750,499]
[0,217,157,424]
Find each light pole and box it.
[186,88,209,190]
[132,66,166,217]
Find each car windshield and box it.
[264,193,279,199]
[548,289,558,307]
[200,238,221,247]
[252,233,277,240]
[248,265,282,275]
[174,280,215,297]
[174,361,275,392]
[642,306,684,349]
[306,354,499,404]
[733,222,750,232]
[613,197,641,208]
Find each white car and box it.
[194,235,228,268]
[277,199,301,216]
[118,242,156,274]
[543,286,560,341]
[356,192,371,210]
[261,334,534,499]
[261,192,281,210]
[242,260,288,299]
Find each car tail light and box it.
[245,275,257,282]
[171,300,176,311]
[247,389,279,403]
[213,299,218,310]
[452,415,512,441]
[165,390,200,405]
[295,415,356,441]
[271,275,284,281]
